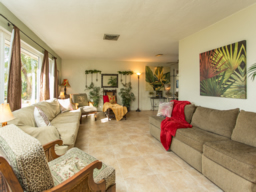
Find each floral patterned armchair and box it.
[0,124,116,192]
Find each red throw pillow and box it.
[103,95,110,103]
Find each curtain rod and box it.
[0,14,57,59]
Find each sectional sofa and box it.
[149,105,256,192]
[8,99,81,155]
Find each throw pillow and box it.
[34,107,51,127]
[157,102,174,117]
[103,95,110,103]
[58,98,74,113]
[108,95,116,104]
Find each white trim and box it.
[0,32,5,103]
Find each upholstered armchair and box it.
[70,93,98,122]
[0,124,116,192]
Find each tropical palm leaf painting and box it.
[145,66,170,91]
[200,40,246,99]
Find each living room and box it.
[0,1,256,192]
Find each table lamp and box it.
[0,103,15,127]
[61,79,71,95]
[59,92,65,99]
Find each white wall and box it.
[62,60,171,111]
[179,4,256,112]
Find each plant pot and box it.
[125,106,130,112]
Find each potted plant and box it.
[86,83,101,107]
[118,82,135,112]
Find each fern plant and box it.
[118,82,135,110]
[248,63,256,81]
[86,83,101,107]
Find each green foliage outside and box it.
[86,82,101,107]
[118,82,135,108]
[107,76,117,87]
[4,45,39,103]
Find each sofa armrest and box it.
[43,139,63,162]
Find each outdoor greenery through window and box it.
[4,40,40,107]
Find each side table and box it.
[150,97,167,111]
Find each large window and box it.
[0,27,49,107]
[20,48,40,107]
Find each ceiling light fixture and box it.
[155,54,163,57]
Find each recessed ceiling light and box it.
[155,54,163,57]
[103,34,120,41]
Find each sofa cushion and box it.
[49,148,115,189]
[10,105,36,127]
[149,104,196,129]
[175,126,228,153]
[18,125,61,146]
[149,116,165,128]
[34,107,51,127]
[81,106,97,113]
[232,110,256,148]
[0,125,54,191]
[203,140,256,183]
[34,99,60,121]
[184,104,196,123]
[191,106,239,138]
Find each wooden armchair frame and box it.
[0,140,116,192]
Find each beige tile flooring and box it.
[75,111,223,192]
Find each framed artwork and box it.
[200,40,246,99]
[101,74,118,88]
[145,66,170,91]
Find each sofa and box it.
[8,98,81,155]
[150,105,256,192]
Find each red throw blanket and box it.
[160,100,192,150]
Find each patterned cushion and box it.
[34,107,51,127]
[108,95,116,104]
[81,106,97,113]
[0,124,54,191]
[157,102,174,117]
[49,148,115,189]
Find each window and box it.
[20,48,40,107]
[3,40,10,103]
[0,27,44,107]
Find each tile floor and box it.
[75,111,223,192]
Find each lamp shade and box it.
[59,92,65,99]
[137,73,141,76]
[61,79,71,87]
[164,83,171,91]
[0,103,15,123]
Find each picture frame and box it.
[101,74,118,88]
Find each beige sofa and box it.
[150,105,256,192]
[8,99,81,155]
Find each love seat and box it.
[149,105,256,192]
[8,98,81,155]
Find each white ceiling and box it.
[1,0,256,62]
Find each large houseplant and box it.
[118,82,135,111]
[86,83,101,107]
